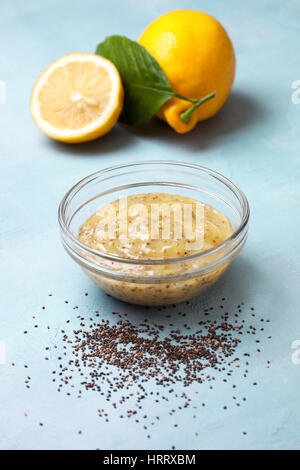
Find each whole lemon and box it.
[138,10,236,133]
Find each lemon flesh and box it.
[31,53,124,143]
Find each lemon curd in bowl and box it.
[58,161,249,306]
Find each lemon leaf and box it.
[96,35,175,125]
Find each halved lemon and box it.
[30,53,124,143]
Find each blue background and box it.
[0,0,300,450]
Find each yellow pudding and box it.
[78,193,233,305]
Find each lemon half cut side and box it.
[30,53,124,143]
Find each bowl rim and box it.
[58,160,250,266]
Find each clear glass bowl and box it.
[58,161,249,306]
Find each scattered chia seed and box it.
[20,296,272,444]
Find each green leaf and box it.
[96,35,175,125]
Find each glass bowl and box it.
[58,161,249,306]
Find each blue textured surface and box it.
[0,0,300,450]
